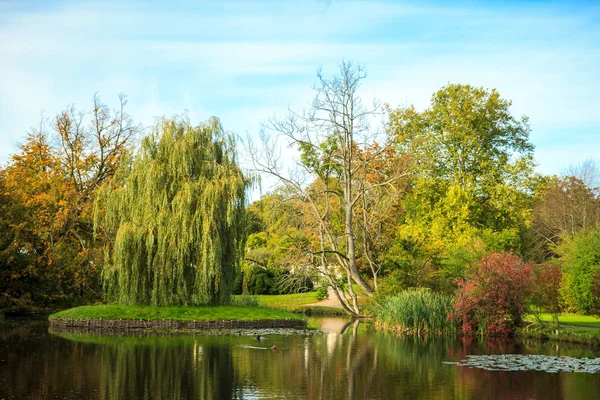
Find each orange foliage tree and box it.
[0,95,139,311]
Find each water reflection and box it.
[1,318,600,399]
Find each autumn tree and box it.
[0,132,69,309]
[0,95,139,311]
[386,84,536,291]
[528,161,600,314]
[528,162,600,262]
[95,117,247,306]
[243,193,317,295]
[250,62,409,314]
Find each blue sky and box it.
[1,0,599,181]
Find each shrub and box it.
[315,285,329,301]
[245,267,276,295]
[374,289,457,335]
[452,251,532,337]
[244,266,313,295]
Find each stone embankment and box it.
[49,317,306,334]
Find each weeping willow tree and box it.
[95,117,247,306]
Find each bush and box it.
[315,285,329,301]
[452,251,532,337]
[244,266,313,295]
[374,289,457,335]
[245,267,276,295]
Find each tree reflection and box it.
[2,319,600,399]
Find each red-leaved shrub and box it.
[452,251,533,337]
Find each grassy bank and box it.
[273,305,347,316]
[49,304,303,321]
[520,324,600,346]
[251,293,319,307]
[520,312,600,345]
[528,313,600,328]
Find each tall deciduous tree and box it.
[0,95,139,311]
[557,228,600,314]
[250,62,409,314]
[386,84,535,290]
[96,117,247,306]
[528,161,600,262]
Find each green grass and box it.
[275,305,347,316]
[527,313,600,328]
[49,305,303,321]
[231,292,347,316]
[521,313,600,345]
[251,292,319,307]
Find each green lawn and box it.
[252,292,319,307]
[231,292,346,316]
[49,305,302,321]
[529,313,600,328]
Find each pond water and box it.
[1,317,600,399]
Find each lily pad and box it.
[443,354,600,374]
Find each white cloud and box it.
[0,0,598,178]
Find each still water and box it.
[1,317,600,399]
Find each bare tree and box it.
[51,94,141,254]
[249,62,409,314]
[564,159,600,195]
[55,93,140,197]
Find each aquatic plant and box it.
[374,288,458,335]
[445,354,600,374]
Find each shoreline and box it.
[48,304,306,333]
[49,316,306,334]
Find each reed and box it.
[374,289,458,335]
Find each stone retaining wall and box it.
[49,317,306,333]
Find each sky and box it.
[1,0,599,189]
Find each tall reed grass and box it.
[374,289,458,335]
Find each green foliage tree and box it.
[242,193,316,295]
[95,117,247,306]
[558,228,600,314]
[385,84,536,291]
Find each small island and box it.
[49,304,306,333]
